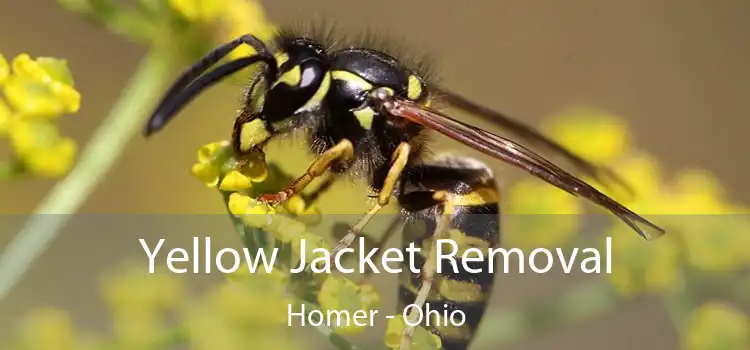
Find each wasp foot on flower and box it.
[227,192,276,227]
[191,140,268,191]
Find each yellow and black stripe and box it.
[397,156,500,350]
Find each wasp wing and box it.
[384,98,665,240]
[434,88,634,196]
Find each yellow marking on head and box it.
[353,107,376,129]
[239,119,271,152]
[251,92,265,112]
[300,73,331,110]
[274,52,289,67]
[273,65,301,88]
[450,187,500,206]
[248,79,267,112]
[407,75,423,100]
[331,70,373,90]
[436,279,487,303]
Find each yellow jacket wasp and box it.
[144,24,665,350]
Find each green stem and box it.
[0,49,174,300]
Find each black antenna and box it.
[144,34,278,136]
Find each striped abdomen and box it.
[397,156,501,350]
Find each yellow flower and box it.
[384,315,442,350]
[268,215,308,243]
[25,136,77,177]
[100,265,185,348]
[0,98,11,135]
[111,309,164,349]
[191,162,221,187]
[602,154,664,209]
[7,118,78,177]
[190,141,268,190]
[217,0,277,60]
[544,107,631,164]
[684,301,748,350]
[606,224,682,296]
[0,53,80,179]
[169,0,225,22]
[283,195,307,216]
[19,307,76,350]
[209,280,289,327]
[219,170,253,191]
[186,274,300,350]
[197,140,228,162]
[317,276,381,335]
[0,53,8,84]
[227,264,289,284]
[4,54,80,118]
[226,191,313,244]
[185,309,247,350]
[638,169,750,272]
[191,141,231,187]
[291,232,331,270]
[227,192,276,227]
[670,170,728,214]
[505,179,582,249]
[101,264,184,315]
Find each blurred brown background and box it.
[1,0,748,349]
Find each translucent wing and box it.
[383,98,665,240]
[435,88,634,196]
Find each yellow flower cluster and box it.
[8,307,99,350]
[0,53,80,178]
[317,276,381,335]
[191,140,318,217]
[533,107,750,296]
[7,261,310,350]
[186,269,300,350]
[191,140,383,342]
[684,301,748,350]
[191,141,268,191]
[505,179,583,250]
[505,107,633,250]
[101,264,184,348]
[606,223,683,296]
[168,0,277,60]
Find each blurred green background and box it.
[1,0,749,349]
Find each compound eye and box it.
[406,74,428,102]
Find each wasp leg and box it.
[357,216,403,283]
[329,142,412,257]
[257,139,355,205]
[400,191,454,350]
[302,173,340,207]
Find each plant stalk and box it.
[0,49,174,300]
